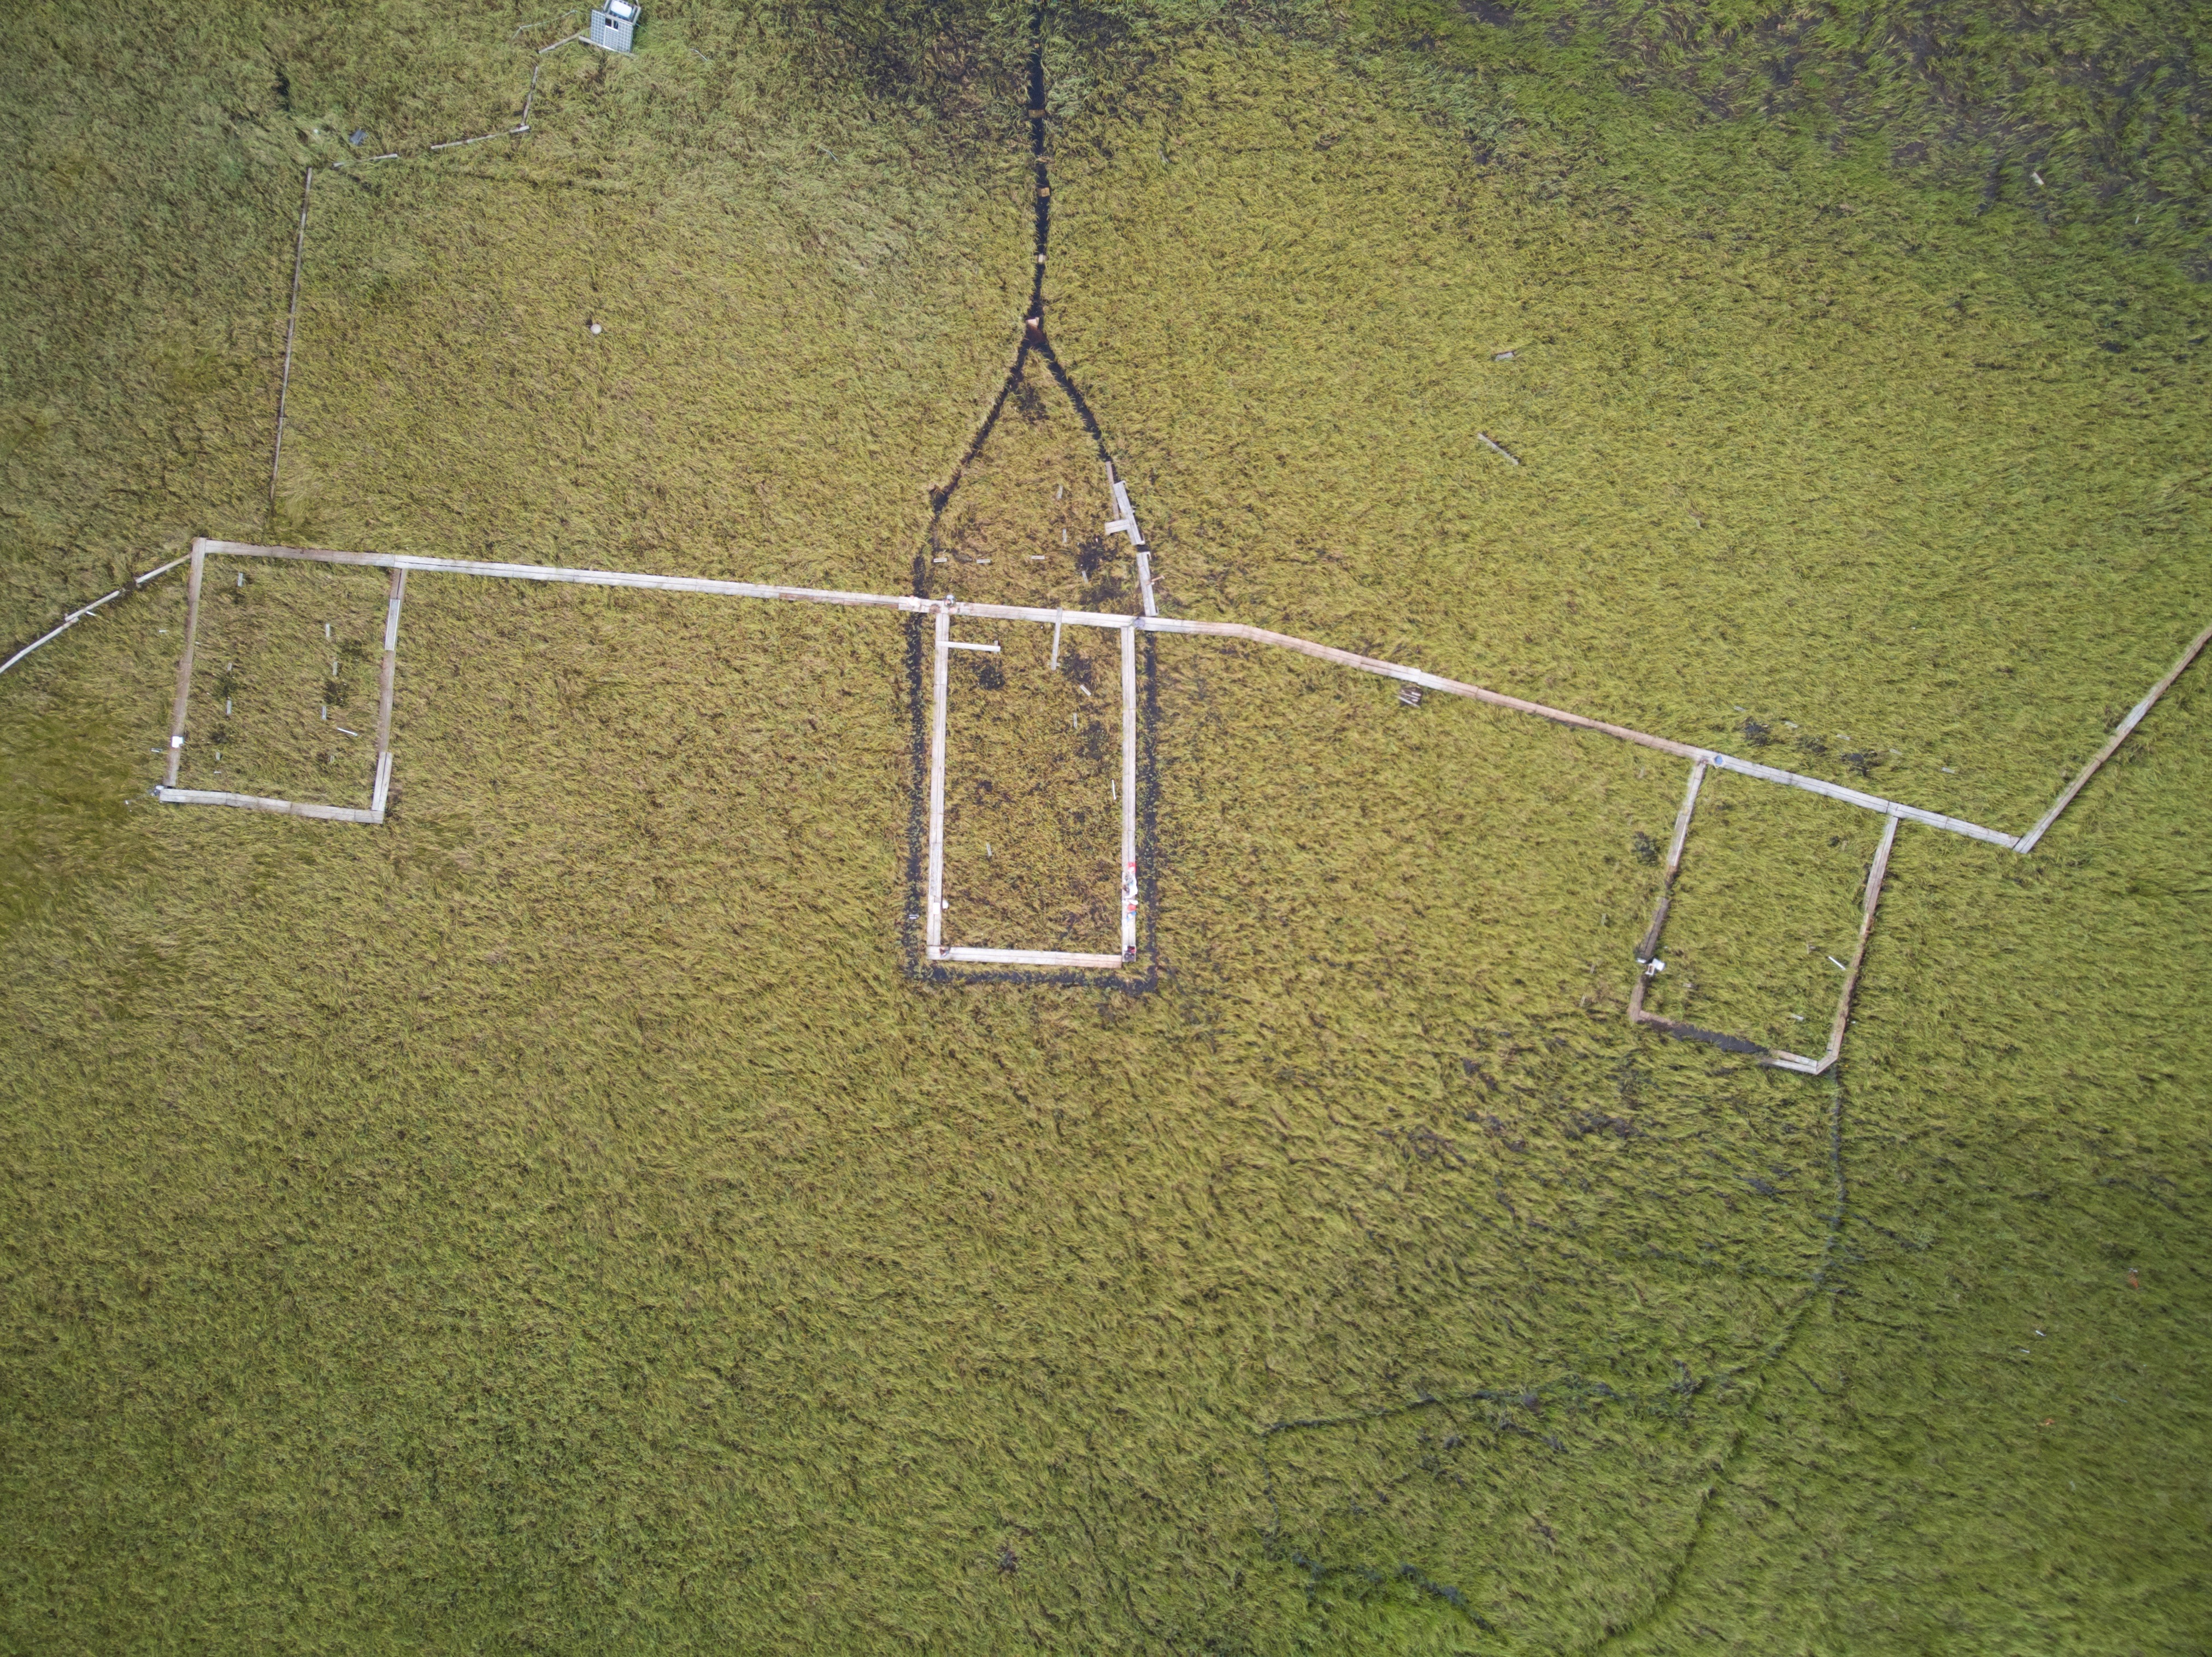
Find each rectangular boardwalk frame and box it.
[926,603,1139,972]
[155,539,407,825]
[1628,767,1902,1076]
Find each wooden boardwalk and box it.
[179,538,2063,852]
[135,537,2207,1046]
[1628,763,1901,1077]
[154,539,409,825]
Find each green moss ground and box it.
[2,3,2208,1651]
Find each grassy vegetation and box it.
[2,0,2208,1652]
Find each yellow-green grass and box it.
[1,5,2208,1653]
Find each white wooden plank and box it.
[1763,1050,1827,1075]
[197,541,922,610]
[1665,759,1707,879]
[1157,617,1707,762]
[1814,811,1901,1068]
[948,600,1132,630]
[155,786,381,825]
[1154,617,2015,844]
[942,948,1125,969]
[1121,622,1138,957]
[1633,759,1705,966]
[374,567,405,760]
[925,609,950,956]
[2014,619,2212,854]
[0,586,123,677]
[162,542,208,788]
[1704,752,2018,849]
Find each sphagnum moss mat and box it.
[2,3,2207,1652]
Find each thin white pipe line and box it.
[134,554,192,589]
[427,126,529,153]
[514,9,585,40]
[269,167,313,503]
[0,588,122,676]
[0,555,194,677]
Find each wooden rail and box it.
[125,536,2207,1062]
[371,567,407,817]
[2013,619,2212,854]
[152,786,382,825]
[925,608,950,959]
[943,947,1123,969]
[1630,785,1903,1077]
[1120,623,1138,958]
[161,543,208,788]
